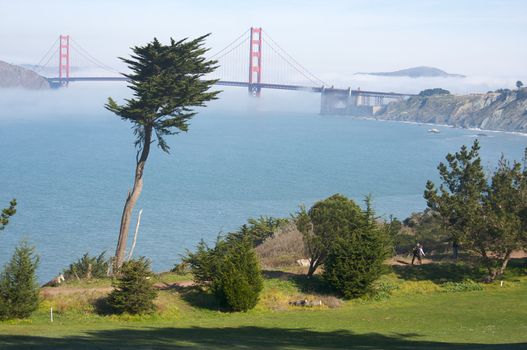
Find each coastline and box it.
[354,116,527,137]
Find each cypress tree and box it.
[0,241,40,320]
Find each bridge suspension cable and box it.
[33,37,60,73]
[262,29,327,87]
[70,38,120,74]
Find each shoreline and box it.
[354,116,527,137]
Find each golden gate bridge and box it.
[33,27,414,115]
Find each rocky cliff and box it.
[375,89,527,133]
[0,60,50,89]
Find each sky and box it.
[1,0,526,91]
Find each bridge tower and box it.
[59,35,70,86]
[248,27,262,96]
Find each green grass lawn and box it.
[0,263,526,349]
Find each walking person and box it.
[411,243,425,265]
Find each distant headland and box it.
[356,66,465,78]
[0,60,50,89]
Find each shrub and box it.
[63,251,110,280]
[186,236,263,311]
[418,88,450,97]
[319,196,392,298]
[228,216,289,246]
[0,241,40,320]
[106,258,157,314]
[323,227,389,298]
[297,194,365,276]
[255,222,306,268]
[212,238,263,311]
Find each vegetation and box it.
[186,236,263,311]
[0,199,16,231]
[229,216,289,246]
[517,80,524,90]
[0,241,40,320]
[106,36,219,269]
[418,88,450,97]
[106,258,157,314]
[63,251,110,281]
[255,223,306,268]
[322,197,391,298]
[425,140,527,279]
[296,194,365,276]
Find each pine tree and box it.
[106,257,157,314]
[0,199,17,231]
[0,241,40,320]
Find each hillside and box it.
[0,60,50,89]
[357,66,465,78]
[375,88,527,133]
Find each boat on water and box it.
[427,128,440,133]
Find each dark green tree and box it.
[516,80,524,90]
[106,36,219,269]
[212,237,263,311]
[482,157,527,277]
[106,257,157,314]
[186,236,263,311]
[425,140,527,279]
[0,199,17,231]
[296,194,364,276]
[322,197,391,298]
[0,241,40,320]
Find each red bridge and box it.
[36,28,414,115]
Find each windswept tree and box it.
[425,140,527,279]
[106,36,219,269]
[0,199,17,231]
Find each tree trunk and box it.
[307,258,320,277]
[114,127,152,270]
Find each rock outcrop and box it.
[375,89,527,133]
[0,60,50,89]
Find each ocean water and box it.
[1,86,526,282]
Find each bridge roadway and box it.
[46,77,415,99]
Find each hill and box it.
[0,60,50,89]
[357,66,465,78]
[375,88,527,133]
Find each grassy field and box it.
[0,262,526,349]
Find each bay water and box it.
[1,85,526,282]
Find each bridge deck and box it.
[46,77,415,97]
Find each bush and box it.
[106,258,157,314]
[418,88,450,97]
[212,239,263,311]
[228,216,289,246]
[255,222,306,268]
[323,226,390,298]
[63,251,110,280]
[441,280,483,293]
[0,241,40,320]
[186,236,263,311]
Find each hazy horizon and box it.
[1,0,526,93]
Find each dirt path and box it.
[41,281,196,296]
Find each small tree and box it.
[516,81,524,90]
[63,251,110,280]
[0,241,40,320]
[106,257,157,314]
[323,198,391,298]
[107,36,219,270]
[186,236,263,311]
[0,199,17,231]
[212,238,263,311]
[425,141,527,279]
[296,194,364,276]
